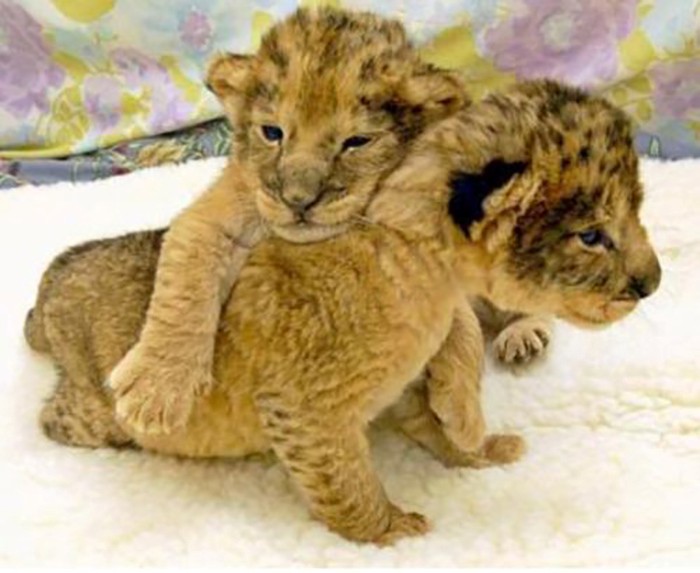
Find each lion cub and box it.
[26,81,661,543]
[106,7,466,436]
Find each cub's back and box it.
[29,230,164,377]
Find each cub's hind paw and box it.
[40,396,131,449]
[494,317,551,364]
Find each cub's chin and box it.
[560,299,638,330]
[270,221,351,244]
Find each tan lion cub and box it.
[27,81,661,544]
[106,7,466,436]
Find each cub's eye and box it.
[342,135,372,151]
[578,229,614,249]
[261,125,284,143]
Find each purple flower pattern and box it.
[650,59,700,120]
[179,8,213,53]
[483,0,637,87]
[0,1,65,115]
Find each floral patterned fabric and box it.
[0,119,231,189]
[0,0,698,173]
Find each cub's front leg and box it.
[398,303,525,467]
[255,391,428,545]
[109,164,264,435]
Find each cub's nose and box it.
[281,188,320,214]
[629,277,652,299]
[628,259,662,300]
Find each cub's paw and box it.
[374,508,430,546]
[480,434,526,465]
[441,433,526,469]
[494,316,552,364]
[108,344,213,435]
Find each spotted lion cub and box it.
[26,81,660,543]
[106,7,465,436]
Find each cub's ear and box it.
[205,53,254,98]
[448,160,528,237]
[399,67,468,122]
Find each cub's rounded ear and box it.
[205,53,254,98]
[399,67,468,122]
[449,160,530,243]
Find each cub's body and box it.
[37,226,461,459]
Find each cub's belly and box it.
[133,389,269,458]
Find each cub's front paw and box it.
[374,507,430,546]
[494,316,552,364]
[108,345,213,435]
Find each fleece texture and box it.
[0,158,699,567]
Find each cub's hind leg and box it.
[39,301,132,449]
[409,302,524,467]
[389,381,524,469]
[41,372,132,448]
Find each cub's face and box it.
[505,165,661,328]
[208,8,464,243]
[459,86,661,327]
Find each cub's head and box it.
[206,7,465,242]
[450,81,661,327]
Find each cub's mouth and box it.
[562,299,638,329]
[270,220,351,243]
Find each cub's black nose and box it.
[629,276,654,300]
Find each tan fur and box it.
[27,80,661,544]
[108,7,467,436]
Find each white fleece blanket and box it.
[1,158,699,567]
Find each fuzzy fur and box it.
[26,81,660,544]
[107,6,467,436]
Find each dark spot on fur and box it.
[248,81,278,103]
[326,9,352,31]
[578,146,590,163]
[539,80,589,116]
[551,129,564,149]
[270,409,290,421]
[268,45,289,72]
[380,99,401,116]
[591,185,604,202]
[605,114,632,147]
[360,57,376,80]
[449,160,528,236]
[561,156,571,170]
[606,160,622,177]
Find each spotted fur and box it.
[106,6,467,438]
